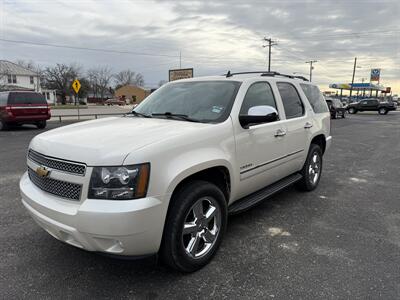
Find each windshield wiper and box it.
[151,112,200,123]
[128,111,152,118]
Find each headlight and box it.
[88,163,150,200]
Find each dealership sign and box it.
[169,68,194,81]
[370,69,380,82]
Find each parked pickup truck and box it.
[347,98,396,115]
[20,71,331,272]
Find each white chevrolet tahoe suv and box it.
[20,71,331,272]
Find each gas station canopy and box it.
[329,83,386,91]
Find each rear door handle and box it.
[274,129,286,137]
[304,122,313,129]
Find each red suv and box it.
[0,91,51,130]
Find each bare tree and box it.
[134,73,145,87]
[114,69,145,89]
[88,67,113,100]
[87,69,100,98]
[15,59,36,71]
[42,63,80,104]
[158,80,167,87]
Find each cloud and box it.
[0,0,399,91]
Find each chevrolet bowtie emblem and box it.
[36,166,50,178]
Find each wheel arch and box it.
[167,164,232,204]
[310,134,327,154]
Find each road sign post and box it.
[72,79,81,120]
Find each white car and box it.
[20,71,331,272]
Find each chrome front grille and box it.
[28,149,86,176]
[28,168,82,201]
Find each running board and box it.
[228,173,302,215]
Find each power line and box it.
[299,29,400,39]
[0,38,180,58]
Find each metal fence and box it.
[52,112,127,122]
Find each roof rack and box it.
[224,71,309,81]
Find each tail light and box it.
[5,106,13,116]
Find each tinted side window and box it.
[0,93,8,106]
[8,92,47,105]
[300,84,329,113]
[240,82,277,115]
[277,83,304,119]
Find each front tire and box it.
[160,180,227,272]
[348,107,356,114]
[296,144,323,191]
[378,108,387,115]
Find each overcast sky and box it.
[1,0,399,92]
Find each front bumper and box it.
[20,172,167,256]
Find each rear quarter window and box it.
[8,92,47,105]
[300,84,329,113]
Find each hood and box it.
[30,116,210,165]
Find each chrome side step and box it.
[228,173,302,215]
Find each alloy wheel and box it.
[182,197,221,259]
[308,152,321,185]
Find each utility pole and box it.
[305,60,317,82]
[179,51,182,69]
[263,37,277,72]
[349,57,357,99]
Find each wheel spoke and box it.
[187,235,201,256]
[192,200,204,219]
[204,205,216,222]
[202,229,217,243]
[183,222,198,235]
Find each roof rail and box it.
[293,75,309,81]
[224,71,309,81]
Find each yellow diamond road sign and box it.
[72,79,81,94]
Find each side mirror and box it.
[239,105,279,128]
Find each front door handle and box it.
[304,122,313,129]
[274,129,286,137]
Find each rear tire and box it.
[296,144,323,192]
[342,112,346,118]
[0,120,8,131]
[348,107,356,114]
[36,120,46,129]
[160,180,227,273]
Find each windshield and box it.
[134,81,241,123]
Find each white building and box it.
[0,60,57,104]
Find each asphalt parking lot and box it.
[1,112,400,299]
